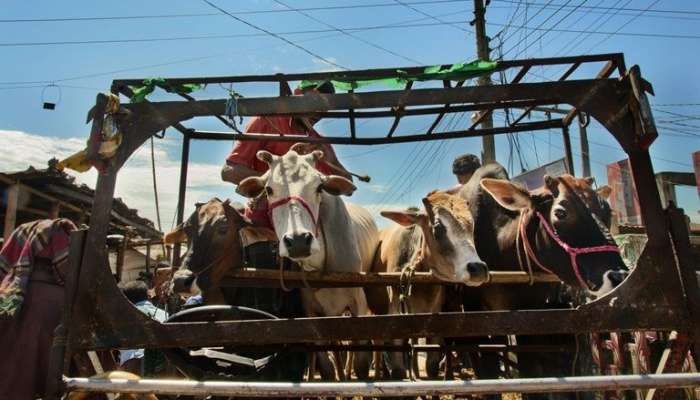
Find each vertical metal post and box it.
[3,184,19,241]
[578,113,591,177]
[562,125,575,176]
[172,133,190,267]
[473,0,495,163]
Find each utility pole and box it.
[578,112,592,177]
[473,0,496,163]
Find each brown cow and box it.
[369,190,488,379]
[458,163,628,388]
[163,198,278,306]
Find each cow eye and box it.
[265,186,273,196]
[554,208,567,220]
[433,220,447,239]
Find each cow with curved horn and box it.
[457,163,628,392]
[369,190,489,379]
[237,146,379,380]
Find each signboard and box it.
[607,158,642,225]
[512,158,569,190]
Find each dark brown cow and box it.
[458,163,628,393]
[163,198,273,305]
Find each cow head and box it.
[163,198,249,300]
[237,148,356,261]
[381,191,489,285]
[481,175,628,298]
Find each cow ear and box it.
[237,176,266,198]
[597,185,612,200]
[480,178,532,211]
[321,175,356,196]
[583,176,596,186]
[543,175,559,194]
[164,224,187,244]
[256,150,275,164]
[223,199,250,227]
[380,210,424,227]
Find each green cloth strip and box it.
[129,78,204,103]
[299,59,497,91]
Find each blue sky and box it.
[1,0,698,228]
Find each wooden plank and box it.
[3,184,18,241]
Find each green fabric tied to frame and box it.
[299,59,498,91]
[129,78,204,103]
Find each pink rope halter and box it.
[267,195,319,236]
[520,211,621,290]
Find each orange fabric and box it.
[226,116,334,175]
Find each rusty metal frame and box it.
[46,53,700,397]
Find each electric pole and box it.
[578,112,591,177]
[473,0,496,163]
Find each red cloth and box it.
[225,116,335,175]
[0,219,76,316]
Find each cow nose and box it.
[171,270,195,295]
[608,269,628,287]
[465,261,489,287]
[282,232,313,258]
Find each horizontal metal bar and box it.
[136,79,616,118]
[309,99,562,118]
[65,373,700,397]
[221,343,575,353]
[219,269,560,288]
[189,119,563,144]
[111,53,622,87]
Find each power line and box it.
[0,10,465,86]
[271,0,423,65]
[392,0,472,34]
[0,19,474,48]
[502,0,574,57]
[509,0,589,58]
[553,0,627,56]
[0,1,468,23]
[200,0,347,70]
[582,0,661,53]
[490,0,700,16]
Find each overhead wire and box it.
[0,10,468,86]
[0,1,469,23]
[200,0,347,70]
[511,0,590,59]
[271,0,423,65]
[501,0,575,57]
[392,0,473,34]
[490,1,700,16]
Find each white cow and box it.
[236,148,379,380]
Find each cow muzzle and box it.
[464,261,489,287]
[171,269,198,296]
[281,232,314,259]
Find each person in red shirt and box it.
[221,81,352,228]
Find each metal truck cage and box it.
[46,53,700,398]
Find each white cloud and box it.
[367,184,388,194]
[0,130,232,231]
[0,130,410,232]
